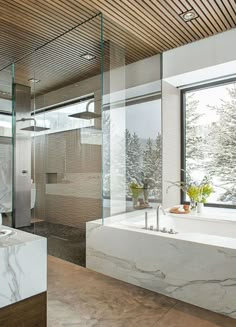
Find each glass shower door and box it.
[0,65,14,227]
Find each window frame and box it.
[181,77,236,209]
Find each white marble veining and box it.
[0,226,47,308]
[86,212,236,319]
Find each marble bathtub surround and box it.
[0,226,47,308]
[86,210,236,319]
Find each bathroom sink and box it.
[0,229,14,238]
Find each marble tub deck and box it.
[47,256,236,327]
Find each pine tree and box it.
[142,138,156,189]
[209,83,236,202]
[126,130,142,192]
[185,93,204,170]
[153,134,162,200]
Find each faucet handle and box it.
[160,227,167,233]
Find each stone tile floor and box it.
[20,221,86,266]
[47,256,236,327]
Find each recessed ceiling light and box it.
[180,9,198,22]
[80,53,96,61]
[28,78,41,83]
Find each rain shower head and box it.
[17,118,50,132]
[68,99,101,120]
[21,126,50,132]
[69,111,101,120]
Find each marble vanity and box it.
[0,226,47,325]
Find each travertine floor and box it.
[47,256,236,327]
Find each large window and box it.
[182,79,236,207]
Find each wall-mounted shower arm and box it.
[16,117,50,132]
[16,117,36,123]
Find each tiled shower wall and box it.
[33,129,102,229]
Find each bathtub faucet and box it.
[156,204,166,231]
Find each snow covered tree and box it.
[142,135,162,200]
[153,134,162,200]
[143,138,155,182]
[185,93,204,170]
[209,83,236,203]
[126,130,142,189]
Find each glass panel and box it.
[0,65,13,227]
[102,17,162,222]
[13,14,103,266]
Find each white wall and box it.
[163,28,236,87]
[162,81,181,208]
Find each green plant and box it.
[197,178,214,203]
[187,185,200,202]
[129,182,143,199]
[167,170,214,204]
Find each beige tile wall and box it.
[33,128,102,229]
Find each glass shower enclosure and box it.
[0,13,103,267]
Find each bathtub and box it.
[112,208,236,239]
[86,208,236,318]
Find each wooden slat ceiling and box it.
[0,0,235,96]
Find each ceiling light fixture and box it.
[80,53,96,61]
[180,9,198,22]
[28,78,41,83]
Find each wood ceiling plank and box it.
[206,0,230,29]
[134,0,188,45]
[117,0,181,48]
[214,0,235,27]
[177,0,213,36]
[0,0,234,95]
[223,0,236,23]
[186,0,219,34]
[228,0,236,15]
[198,0,226,31]
[0,4,60,40]
[156,0,200,41]
[46,0,156,60]
[165,0,206,39]
[170,0,188,12]
[54,0,155,58]
[82,0,163,51]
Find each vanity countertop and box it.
[0,225,47,308]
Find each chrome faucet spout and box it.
[156,204,166,231]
